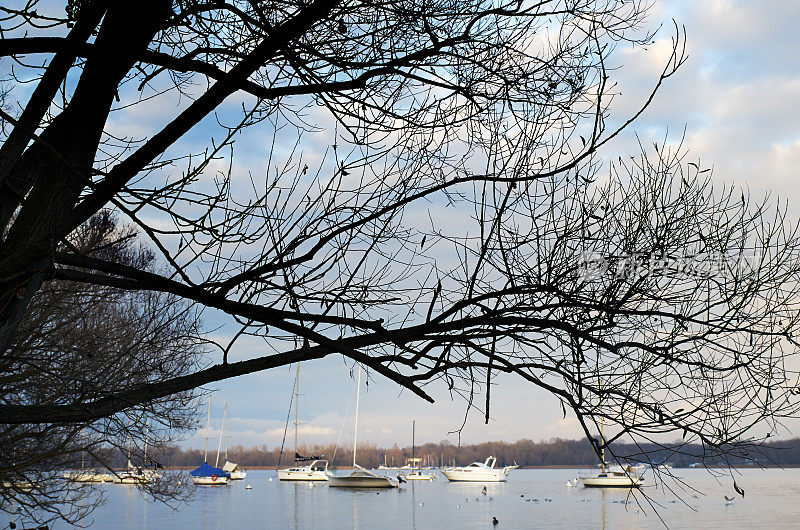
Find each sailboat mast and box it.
[600,415,605,464]
[295,364,299,456]
[215,402,226,467]
[412,420,415,472]
[204,396,211,463]
[353,365,361,468]
[599,378,605,465]
[224,401,229,462]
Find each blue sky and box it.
[5,1,798,451]
[183,0,800,451]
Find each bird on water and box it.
[492,516,499,525]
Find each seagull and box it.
[492,516,499,526]
[725,496,736,505]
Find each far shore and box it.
[163,464,800,471]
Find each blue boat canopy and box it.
[190,462,230,478]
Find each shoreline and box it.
[159,464,800,471]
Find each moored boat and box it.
[277,458,330,481]
[580,463,644,488]
[399,422,435,481]
[441,456,517,482]
[278,365,330,481]
[190,462,230,485]
[326,365,397,488]
[328,465,397,488]
[191,397,231,485]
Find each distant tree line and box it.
[86,437,800,470]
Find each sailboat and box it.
[328,366,398,488]
[217,402,247,480]
[190,397,230,485]
[579,392,644,488]
[400,421,434,481]
[278,364,330,481]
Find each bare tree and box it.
[1,211,202,525]
[1,0,799,520]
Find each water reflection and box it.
[352,490,358,529]
[600,488,606,530]
[88,469,800,529]
[410,481,417,530]
[293,482,299,529]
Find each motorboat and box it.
[441,456,517,482]
[580,463,644,488]
[277,458,331,481]
[328,464,398,488]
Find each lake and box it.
[85,468,800,528]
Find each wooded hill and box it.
[99,437,800,469]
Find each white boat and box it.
[328,464,397,488]
[217,402,247,480]
[441,456,517,482]
[404,470,435,481]
[278,364,331,481]
[223,461,247,480]
[578,395,644,488]
[327,365,397,489]
[399,422,434,481]
[580,463,644,488]
[62,471,97,483]
[277,459,330,481]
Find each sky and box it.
[6,1,795,452]
[179,0,800,452]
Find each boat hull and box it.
[277,469,329,481]
[192,475,230,486]
[62,471,117,483]
[440,470,508,482]
[328,475,397,488]
[580,476,644,488]
[402,471,435,481]
[229,470,247,480]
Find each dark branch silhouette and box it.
[1,0,798,525]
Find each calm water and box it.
[84,468,800,529]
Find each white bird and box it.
[566,480,575,487]
[725,496,735,505]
